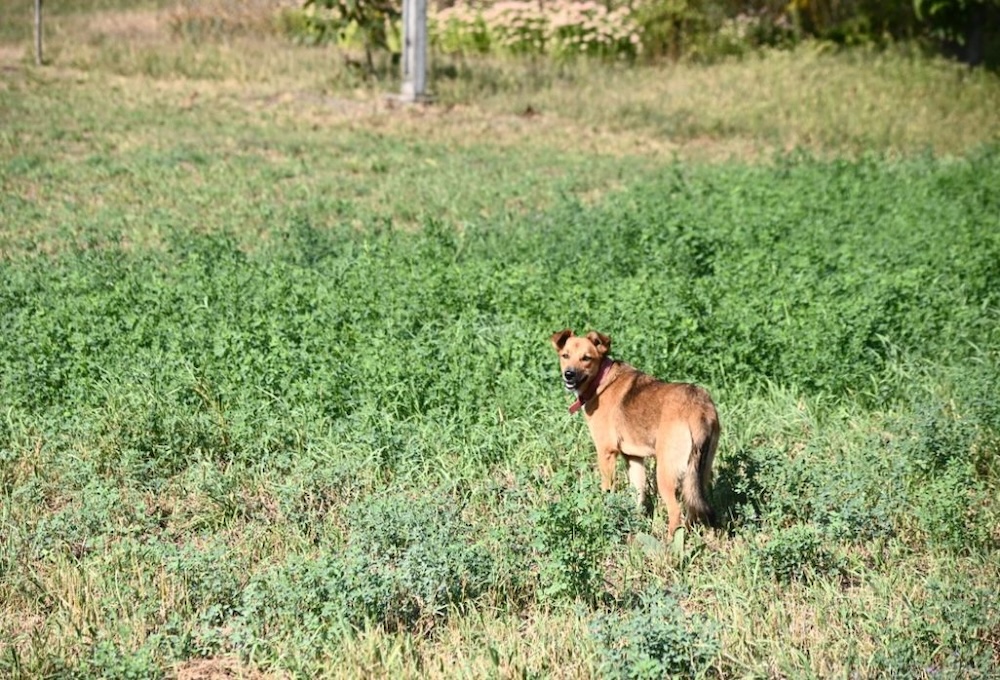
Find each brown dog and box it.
[551,329,719,538]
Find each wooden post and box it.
[34,0,43,66]
[400,0,427,102]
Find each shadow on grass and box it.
[710,445,766,536]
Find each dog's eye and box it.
[561,353,569,359]
[582,355,592,362]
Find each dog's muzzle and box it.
[563,368,582,391]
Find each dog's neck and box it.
[569,357,614,415]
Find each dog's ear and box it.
[550,329,573,351]
[586,331,612,356]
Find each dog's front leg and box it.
[597,448,617,491]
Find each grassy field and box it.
[2,2,1000,678]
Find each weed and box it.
[591,586,720,679]
[756,524,843,583]
[532,472,643,604]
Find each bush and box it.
[532,472,643,604]
[295,0,402,68]
[591,586,720,679]
[337,491,494,631]
[756,524,843,583]
[432,0,642,59]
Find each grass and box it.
[435,45,1000,156]
[2,4,1000,679]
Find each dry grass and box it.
[254,607,600,679]
[175,657,279,680]
[436,46,1000,157]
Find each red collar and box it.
[569,358,613,415]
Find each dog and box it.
[551,329,719,538]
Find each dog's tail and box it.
[682,418,719,527]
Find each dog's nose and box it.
[563,369,577,382]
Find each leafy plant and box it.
[77,640,163,680]
[432,0,642,59]
[872,579,1000,675]
[301,0,401,69]
[532,472,642,604]
[756,524,843,583]
[591,586,720,679]
[337,491,494,631]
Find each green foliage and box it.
[232,552,350,655]
[591,586,720,679]
[872,579,1000,676]
[756,524,843,583]
[429,1,643,60]
[2,123,999,675]
[337,491,493,630]
[299,0,401,67]
[78,640,163,680]
[233,490,492,657]
[532,473,643,604]
[912,0,999,59]
[891,377,1000,552]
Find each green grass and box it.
[2,7,1000,679]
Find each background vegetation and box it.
[2,0,999,678]
[288,0,1000,66]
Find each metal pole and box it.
[400,0,427,102]
[34,0,43,66]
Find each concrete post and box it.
[401,0,427,102]
[34,0,43,66]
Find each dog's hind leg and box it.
[656,424,693,539]
[626,456,647,508]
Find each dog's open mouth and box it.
[563,375,585,391]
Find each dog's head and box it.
[550,329,611,392]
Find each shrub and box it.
[296,0,402,68]
[432,4,492,54]
[756,524,843,583]
[532,472,643,604]
[432,0,642,59]
[337,491,494,631]
[591,586,720,679]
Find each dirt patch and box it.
[0,44,24,62]
[85,9,167,41]
[175,657,277,680]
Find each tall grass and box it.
[3,150,999,676]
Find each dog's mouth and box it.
[562,372,589,392]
